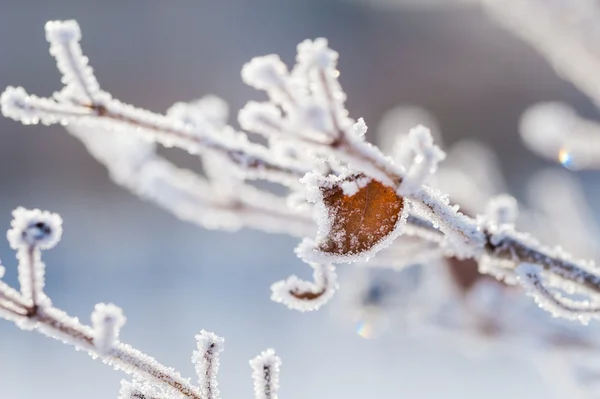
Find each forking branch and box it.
[3,20,600,319]
[0,207,282,399]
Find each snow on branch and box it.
[0,208,285,399]
[5,19,600,322]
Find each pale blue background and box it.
[0,1,598,398]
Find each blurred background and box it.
[1,0,599,398]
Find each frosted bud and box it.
[353,118,368,138]
[92,303,126,355]
[250,348,282,399]
[238,101,282,136]
[485,194,518,226]
[409,125,445,167]
[193,330,224,399]
[398,125,445,195]
[7,207,63,250]
[242,55,288,90]
[1,87,36,124]
[296,38,338,69]
[45,20,81,44]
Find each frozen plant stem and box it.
[4,20,600,318]
[0,208,282,399]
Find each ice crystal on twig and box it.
[250,349,282,399]
[193,330,225,399]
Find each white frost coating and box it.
[118,380,161,399]
[7,208,62,308]
[0,207,297,399]
[2,22,311,191]
[397,125,445,195]
[353,118,368,138]
[271,262,338,312]
[296,38,338,70]
[411,187,484,259]
[484,194,518,226]
[65,119,313,237]
[192,330,225,399]
[516,263,600,324]
[238,101,283,138]
[7,207,63,250]
[250,349,281,399]
[520,102,600,170]
[287,101,334,140]
[45,20,101,103]
[166,96,247,196]
[291,38,355,144]
[478,256,518,285]
[166,95,229,134]
[1,86,92,125]
[340,175,369,196]
[189,95,229,129]
[242,55,289,91]
[92,303,126,355]
[7,20,600,347]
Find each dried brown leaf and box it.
[318,174,405,256]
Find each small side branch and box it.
[517,264,600,323]
[193,331,225,399]
[271,262,338,312]
[250,349,282,399]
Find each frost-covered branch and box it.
[1,20,314,238]
[5,20,600,322]
[0,207,283,399]
[270,262,338,312]
[193,331,224,399]
[517,263,600,323]
[250,349,282,399]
